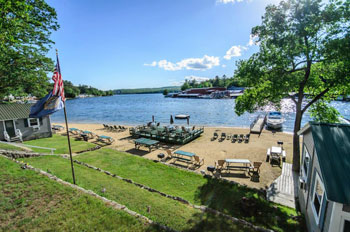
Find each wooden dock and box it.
[250,114,266,134]
[266,163,299,208]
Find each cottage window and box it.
[311,172,325,223]
[302,146,310,180]
[28,118,40,128]
[343,220,350,232]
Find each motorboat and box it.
[266,111,284,129]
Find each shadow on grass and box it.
[125,148,149,156]
[193,176,305,232]
[183,211,253,232]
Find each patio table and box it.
[173,150,196,164]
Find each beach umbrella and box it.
[170,115,174,124]
[186,116,190,125]
[152,115,154,122]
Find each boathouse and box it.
[297,122,350,232]
[0,104,52,142]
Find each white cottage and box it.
[298,122,350,232]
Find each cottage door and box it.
[5,120,16,137]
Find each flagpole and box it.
[57,49,76,185]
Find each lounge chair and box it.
[215,160,226,172]
[193,156,204,166]
[226,133,232,140]
[232,134,238,143]
[114,125,120,131]
[219,133,226,142]
[211,132,218,141]
[103,124,109,129]
[238,134,244,143]
[244,134,250,143]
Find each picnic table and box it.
[134,138,159,152]
[173,150,196,165]
[225,159,252,171]
[98,135,114,145]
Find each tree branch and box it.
[301,87,330,114]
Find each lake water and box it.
[51,94,350,132]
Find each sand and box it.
[54,122,294,189]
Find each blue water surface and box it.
[51,94,350,132]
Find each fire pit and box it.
[157,153,165,160]
[207,165,215,174]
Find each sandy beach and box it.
[54,122,294,189]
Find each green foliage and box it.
[162,89,168,96]
[116,86,180,94]
[63,80,80,98]
[233,0,350,170]
[309,101,340,123]
[180,75,246,91]
[0,157,157,231]
[0,0,59,99]
[78,84,113,97]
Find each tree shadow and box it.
[124,148,149,156]
[192,176,306,231]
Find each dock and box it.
[266,163,299,208]
[250,114,266,134]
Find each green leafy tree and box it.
[163,89,169,96]
[181,81,191,91]
[234,0,350,171]
[0,0,59,99]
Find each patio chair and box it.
[232,134,238,143]
[215,160,226,172]
[244,134,250,143]
[193,156,204,166]
[166,149,174,159]
[219,133,226,142]
[226,133,232,140]
[249,162,262,175]
[114,125,120,131]
[103,124,108,129]
[211,132,218,141]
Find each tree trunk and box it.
[292,101,303,172]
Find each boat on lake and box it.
[266,112,284,129]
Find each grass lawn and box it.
[74,148,305,232]
[0,156,160,232]
[23,134,96,154]
[19,155,255,232]
[0,143,25,151]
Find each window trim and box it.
[311,171,325,224]
[27,118,40,128]
[302,145,311,181]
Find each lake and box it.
[51,94,350,132]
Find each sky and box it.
[47,0,281,90]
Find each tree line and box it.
[181,75,245,91]
[64,81,114,98]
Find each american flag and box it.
[52,54,65,101]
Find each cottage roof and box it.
[299,122,350,204]
[0,104,33,120]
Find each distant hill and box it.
[114,86,181,94]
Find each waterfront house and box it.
[297,122,350,232]
[0,104,52,142]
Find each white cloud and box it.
[222,64,227,68]
[145,55,220,71]
[144,61,157,67]
[185,75,210,82]
[216,0,250,4]
[224,45,247,60]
